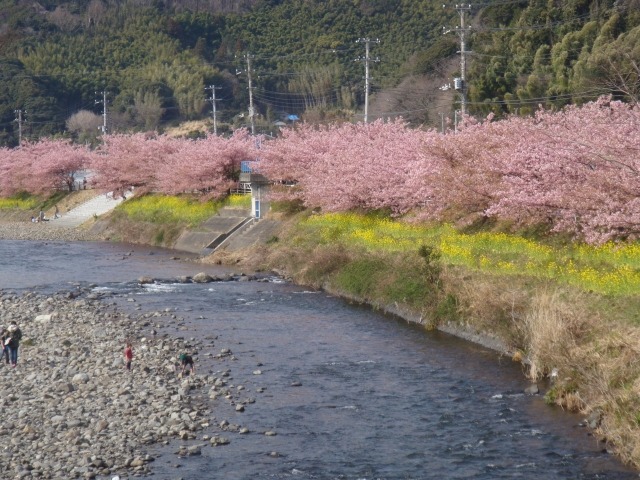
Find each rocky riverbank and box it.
[0,284,251,479]
[0,222,103,242]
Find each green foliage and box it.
[335,257,386,298]
[0,0,638,143]
[154,229,165,245]
[469,0,639,115]
[39,191,68,211]
[0,0,459,143]
[382,272,431,308]
[418,244,442,286]
[0,58,62,145]
[435,293,459,323]
[414,37,458,75]
[544,385,559,405]
[271,199,306,216]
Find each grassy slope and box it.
[0,190,97,222]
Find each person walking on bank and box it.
[6,321,22,367]
[124,342,133,372]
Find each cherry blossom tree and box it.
[91,133,183,196]
[260,120,434,214]
[154,129,255,199]
[0,140,92,196]
[2,96,639,244]
[91,130,256,199]
[485,98,640,242]
[260,97,640,243]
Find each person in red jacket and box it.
[124,342,133,371]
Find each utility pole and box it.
[205,84,222,135]
[356,38,380,123]
[444,4,472,116]
[95,90,108,134]
[14,109,25,146]
[246,54,256,135]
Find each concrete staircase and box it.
[50,191,130,228]
[212,217,282,252]
[173,207,253,254]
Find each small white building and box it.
[239,161,270,219]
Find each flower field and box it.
[302,212,640,296]
[0,196,39,210]
[117,194,250,226]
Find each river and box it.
[0,239,636,479]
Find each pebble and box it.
[0,222,102,242]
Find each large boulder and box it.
[192,272,213,283]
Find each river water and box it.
[0,239,637,479]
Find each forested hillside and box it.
[0,0,638,146]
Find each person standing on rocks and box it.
[6,321,22,367]
[0,326,9,365]
[179,353,196,376]
[124,342,133,371]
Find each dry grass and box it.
[519,289,592,381]
[442,268,532,347]
[164,120,210,138]
[91,214,184,247]
[480,288,640,467]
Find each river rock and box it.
[210,436,230,446]
[177,445,202,456]
[73,373,90,383]
[587,410,603,429]
[192,272,214,283]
